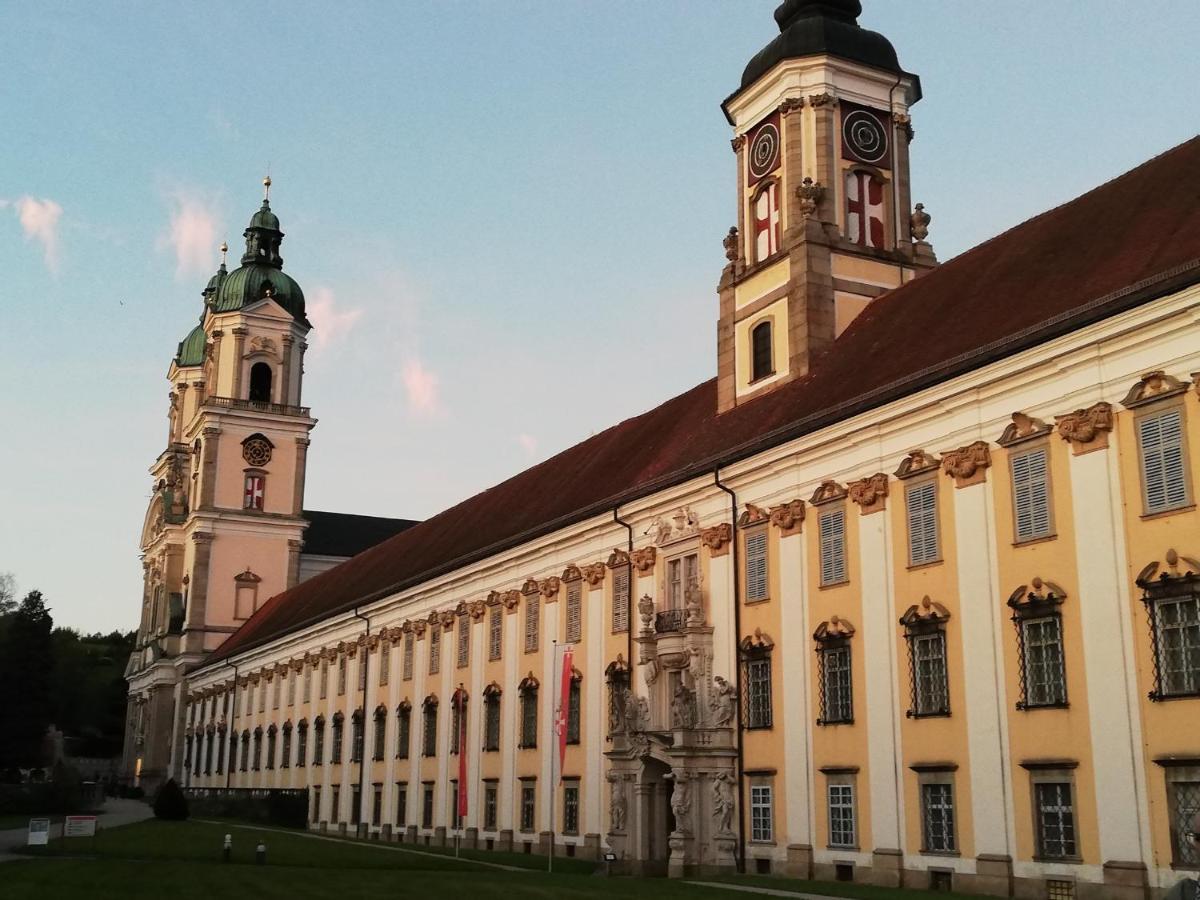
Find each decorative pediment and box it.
[539,576,561,600]
[605,654,630,677]
[501,590,522,611]
[581,563,606,586]
[813,615,856,643]
[468,600,487,620]
[631,546,657,574]
[396,699,411,713]
[809,480,847,506]
[941,441,992,488]
[482,681,502,698]
[607,548,631,569]
[1135,548,1200,590]
[899,596,951,631]
[518,672,540,691]
[451,686,468,703]
[648,506,701,546]
[1007,577,1068,615]
[739,628,775,654]
[1055,402,1113,454]
[422,694,438,709]
[521,578,540,596]
[1121,370,1188,409]
[412,620,427,638]
[737,503,769,528]
[426,611,441,627]
[486,590,502,606]
[234,568,261,584]
[700,523,732,556]
[454,600,469,617]
[561,564,583,583]
[438,609,456,629]
[770,499,806,534]
[997,412,1052,447]
[895,449,940,479]
[848,474,889,514]
[366,634,379,650]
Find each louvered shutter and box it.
[906,481,939,565]
[566,582,582,643]
[525,596,539,652]
[457,613,470,667]
[819,508,846,585]
[612,565,630,633]
[1141,410,1188,512]
[744,530,769,601]
[403,632,414,680]
[429,627,440,674]
[488,606,502,660]
[1011,448,1051,541]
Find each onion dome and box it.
[212,178,308,325]
[729,1,916,110]
[175,319,208,367]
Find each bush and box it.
[153,778,189,820]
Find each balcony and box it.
[654,608,688,634]
[203,395,310,417]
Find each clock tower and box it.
[716,0,936,412]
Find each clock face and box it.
[840,103,892,168]
[242,437,272,467]
[746,113,781,185]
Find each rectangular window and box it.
[391,788,412,835]
[750,784,773,842]
[280,728,291,768]
[563,783,580,835]
[331,721,343,764]
[337,656,347,695]
[565,581,582,644]
[403,632,414,680]
[422,705,438,757]
[520,689,538,748]
[910,631,950,716]
[1168,776,1200,866]
[612,564,630,634]
[906,481,939,565]
[525,597,539,653]
[429,627,441,674]
[1011,447,1052,541]
[353,787,364,826]
[666,553,699,609]
[379,641,390,686]
[567,680,581,744]
[921,782,956,853]
[330,786,340,825]
[521,784,536,832]
[818,645,853,724]
[819,508,847,586]
[450,696,465,755]
[287,670,296,706]
[243,474,265,510]
[1139,409,1189,513]
[1152,594,1200,697]
[396,707,411,759]
[484,783,498,830]
[745,529,769,602]
[372,786,382,827]
[1020,616,1067,707]
[313,724,324,765]
[457,615,470,668]
[484,694,501,751]
[488,605,503,660]
[828,783,856,848]
[422,784,434,829]
[451,780,461,829]
[745,656,773,729]
[1035,782,1077,859]
[373,714,386,761]
[358,654,367,691]
[297,725,308,767]
[320,660,328,699]
[258,681,266,713]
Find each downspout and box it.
[713,468,746,874]
[225,661,239,789]
[352,605,371,830]
[612,507,634,673]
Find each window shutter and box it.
[403,632,414,680]
[429,627,440,674]
[1011,448,1051,540]
[906,481,939,565]
[525,597,539,653]
[566,582,582,644]
[457,613,470,667]
[612,565,630,633]
[745,530,768,601]
[1141,410,1188,512]
[819,509,846,585]
[488,606,502,660]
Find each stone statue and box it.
[622,688,640,733]
[636,696,650,732]
[685,578,703,626]
[723,226,739,263]
[649,515,672,544]
[796,177,825,219]
[637,594,655,631]
[670,771,692,830]
[712,771,735,835]
[709,675,736,727]
[671,684,695,729]
[608,775,627,832]
[911,202,931,242]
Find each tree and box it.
[0,572,15,616]
[0,590,55,767]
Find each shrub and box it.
[153,779,189,820]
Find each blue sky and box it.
[2,1,1198,633]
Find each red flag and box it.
[558,646,573,781]
[457,690,468,820]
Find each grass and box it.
[3,818,995,900]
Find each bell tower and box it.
[716,0,936,412]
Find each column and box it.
[230,327,248,399]
[185,532,214,654]
[778,523,814,854]
[199,426,220,509]
[585,577,605,837]
[501,604,518,830]
[292,437,309,517]
[280,334,295,406]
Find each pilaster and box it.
[230,327,249,399]
[185,531,215,653]
[199,426,220,509]
[293,437,310,517]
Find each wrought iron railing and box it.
[654,608,687,633]
[203,395,310,417]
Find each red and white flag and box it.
[845,171,885,248]
[457,690,468,821]
[753,182,780,260]
[244,475,265,510]
[557,646,573,781]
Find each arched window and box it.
[482,683,502,752]
[248,362,273,403]
[421,696,438,757]
[518,675,539,749]
[372,705,387,761]
[331,712,345,763]
[844,169,886,249]
[396,701,412,759]
[751,320,774,382]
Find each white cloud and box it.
[400,357,441,417]
[306,286,363,353]
[517,433,538,456]
[15,196,63,273]
[158,189,221,279]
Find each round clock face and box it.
[842,109,889,165]
[242,437,272,467]
[748,122,781,181]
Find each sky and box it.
[2,1,1198,634]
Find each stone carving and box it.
[796,177,825,219]
[1006,577,1068,611]
[809,480,847,505]
[899,595,951,628]
[848,474,889,513]
[631,547,657,574]
[1121,370,1188,408]
[807,92,838,108]
[997,411,1051,447]
[813,615,856,642]
[468,600,487,620]
[671,684,696,729]
[700,523,732,555]
[607,548,631,569]
[1055,402,1114,454]
[910,203,931,242]
[941,441,991,488]
[709,676,737,727]
[248,335,278,355]
[894,112,914,141]
[669,771,692,830]
[737,503,769,527]
[521,577,540,596]
[730,135,746,152]
[895,448,941,479]
[637,594,655,632]
[723,226,740,263]
[501,590,522,611]
[607,772,627,833]
[685,578,704,627]
[768,499,804,534]
[581,563,606,586]
[1136,548,1200,587]
[538,576,561,600]
[561,564,582,583]
[712,771,736,835]
[777,96,805,114]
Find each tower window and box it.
[243,474,265,510]
[249,362,273,403]
[845,170,886,249]
[750,320,774,382]
[752,180,781,262]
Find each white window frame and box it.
[744,528,769,602]
[1137,405,1191,515]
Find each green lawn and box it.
[3,818,991,900]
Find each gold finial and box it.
[263,174,272,200]
[219,241,228,265]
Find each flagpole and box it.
[549,640,556,875]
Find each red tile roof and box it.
[205,136,1200,666]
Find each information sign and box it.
[27,818,50,846]
[64,816,97,838]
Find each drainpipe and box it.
[612,507,634,674]
[713,468,746,874]
[352,606,371,831]
[887,72,905,249]
[225,661,239,790]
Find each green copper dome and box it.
[176,321,207,367]
[213,194,309,325]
